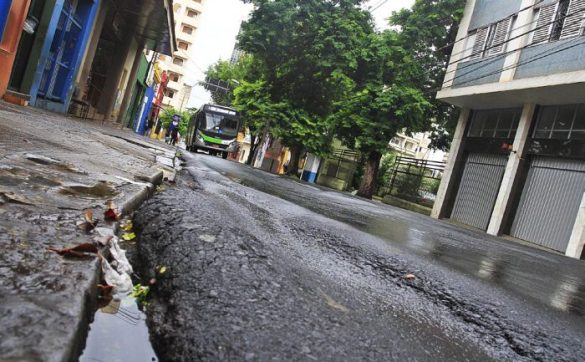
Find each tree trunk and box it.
[246,134,257,165]
[357,150,382,199]
[286,143,302,176]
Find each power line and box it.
[441,11,585,86]
[442,8,584,78]
[434,36,585,93]
[370,0,389,13]
[434,0,547,55]
[337,33,585,105]
[367,0,386,11]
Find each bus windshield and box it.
[203,113,238,136]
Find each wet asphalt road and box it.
[134,153,585,361]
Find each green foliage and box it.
[130,283,150,307]
[238,0,374,154]
[389,0,467,150]
[376,151,397,193]
[202,55,257,106]
[158,106,192,136]
[394,173,421,201]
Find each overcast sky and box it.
[187,0,415,108]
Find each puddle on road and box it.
[80,295,158,362]
[203,162,585,316]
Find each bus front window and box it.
[204,113,238,136]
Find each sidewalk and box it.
[0,101,176,361]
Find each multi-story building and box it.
[1,0,174,125]
[433,0,585,258]
[389,132,448,162]
[158,0,205,110]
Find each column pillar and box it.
[442,0,476,89]
[486,103,536,235]
[499,0,538,82]
[431,108,471,219]
[116,43,143,125]
[566,193,585,259]
[75,0,108,99]
[98,34,132,120]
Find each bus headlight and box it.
[195,133,204,145]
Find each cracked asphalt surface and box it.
[134,152,585,361]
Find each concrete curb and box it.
[69,169,166,361]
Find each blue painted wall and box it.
[515,37,585,80]
[0,0,12,41]
[469,0,521,30]
[452,54,507,88]
[135,85,155,135]
[31,0,99,113]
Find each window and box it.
[173,57,184,66]
[204,113,238,136]
[533,104,585,140]
[532,0,585,44]
[178,41,189,50]
[469,17,513,60]
[468,109,522,138]
[169,72,181,82]
[166,89,175,99]
[187,9,199,18]
[182,25,193,35]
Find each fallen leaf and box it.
[84,208,94,223]
[105,200,116,210]
[78,220,99,234]
[122,232,136,241]
[120,221,133,231]
[104,209,119,221]
[80,208,98,233]
[48,242,99,258]
[158,266,168,274]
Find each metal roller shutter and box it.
[451,153,508,230]
[510,157,585,252]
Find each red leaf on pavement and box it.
[104,209,118,221]
[48,242,99,258]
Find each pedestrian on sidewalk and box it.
[166,114,180,145]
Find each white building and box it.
[158,0,205,110]
[389,132,448,162]
[433,0,585,259]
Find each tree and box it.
[389,0,467,150]
[238,0,374,175]
[158,106,192,136]
[333,32,430,199]
[202,55,257,107]
[232,80,278,165]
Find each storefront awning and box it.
[116,0,177,56]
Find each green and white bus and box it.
[185,104,242,159]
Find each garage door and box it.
[451,153,508,230]
[510,157,585,252]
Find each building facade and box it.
[390,132,448,162]
[433,0,585,258]
[158,0,205,111]
[0,0,31,101]
[1,0,175,126]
